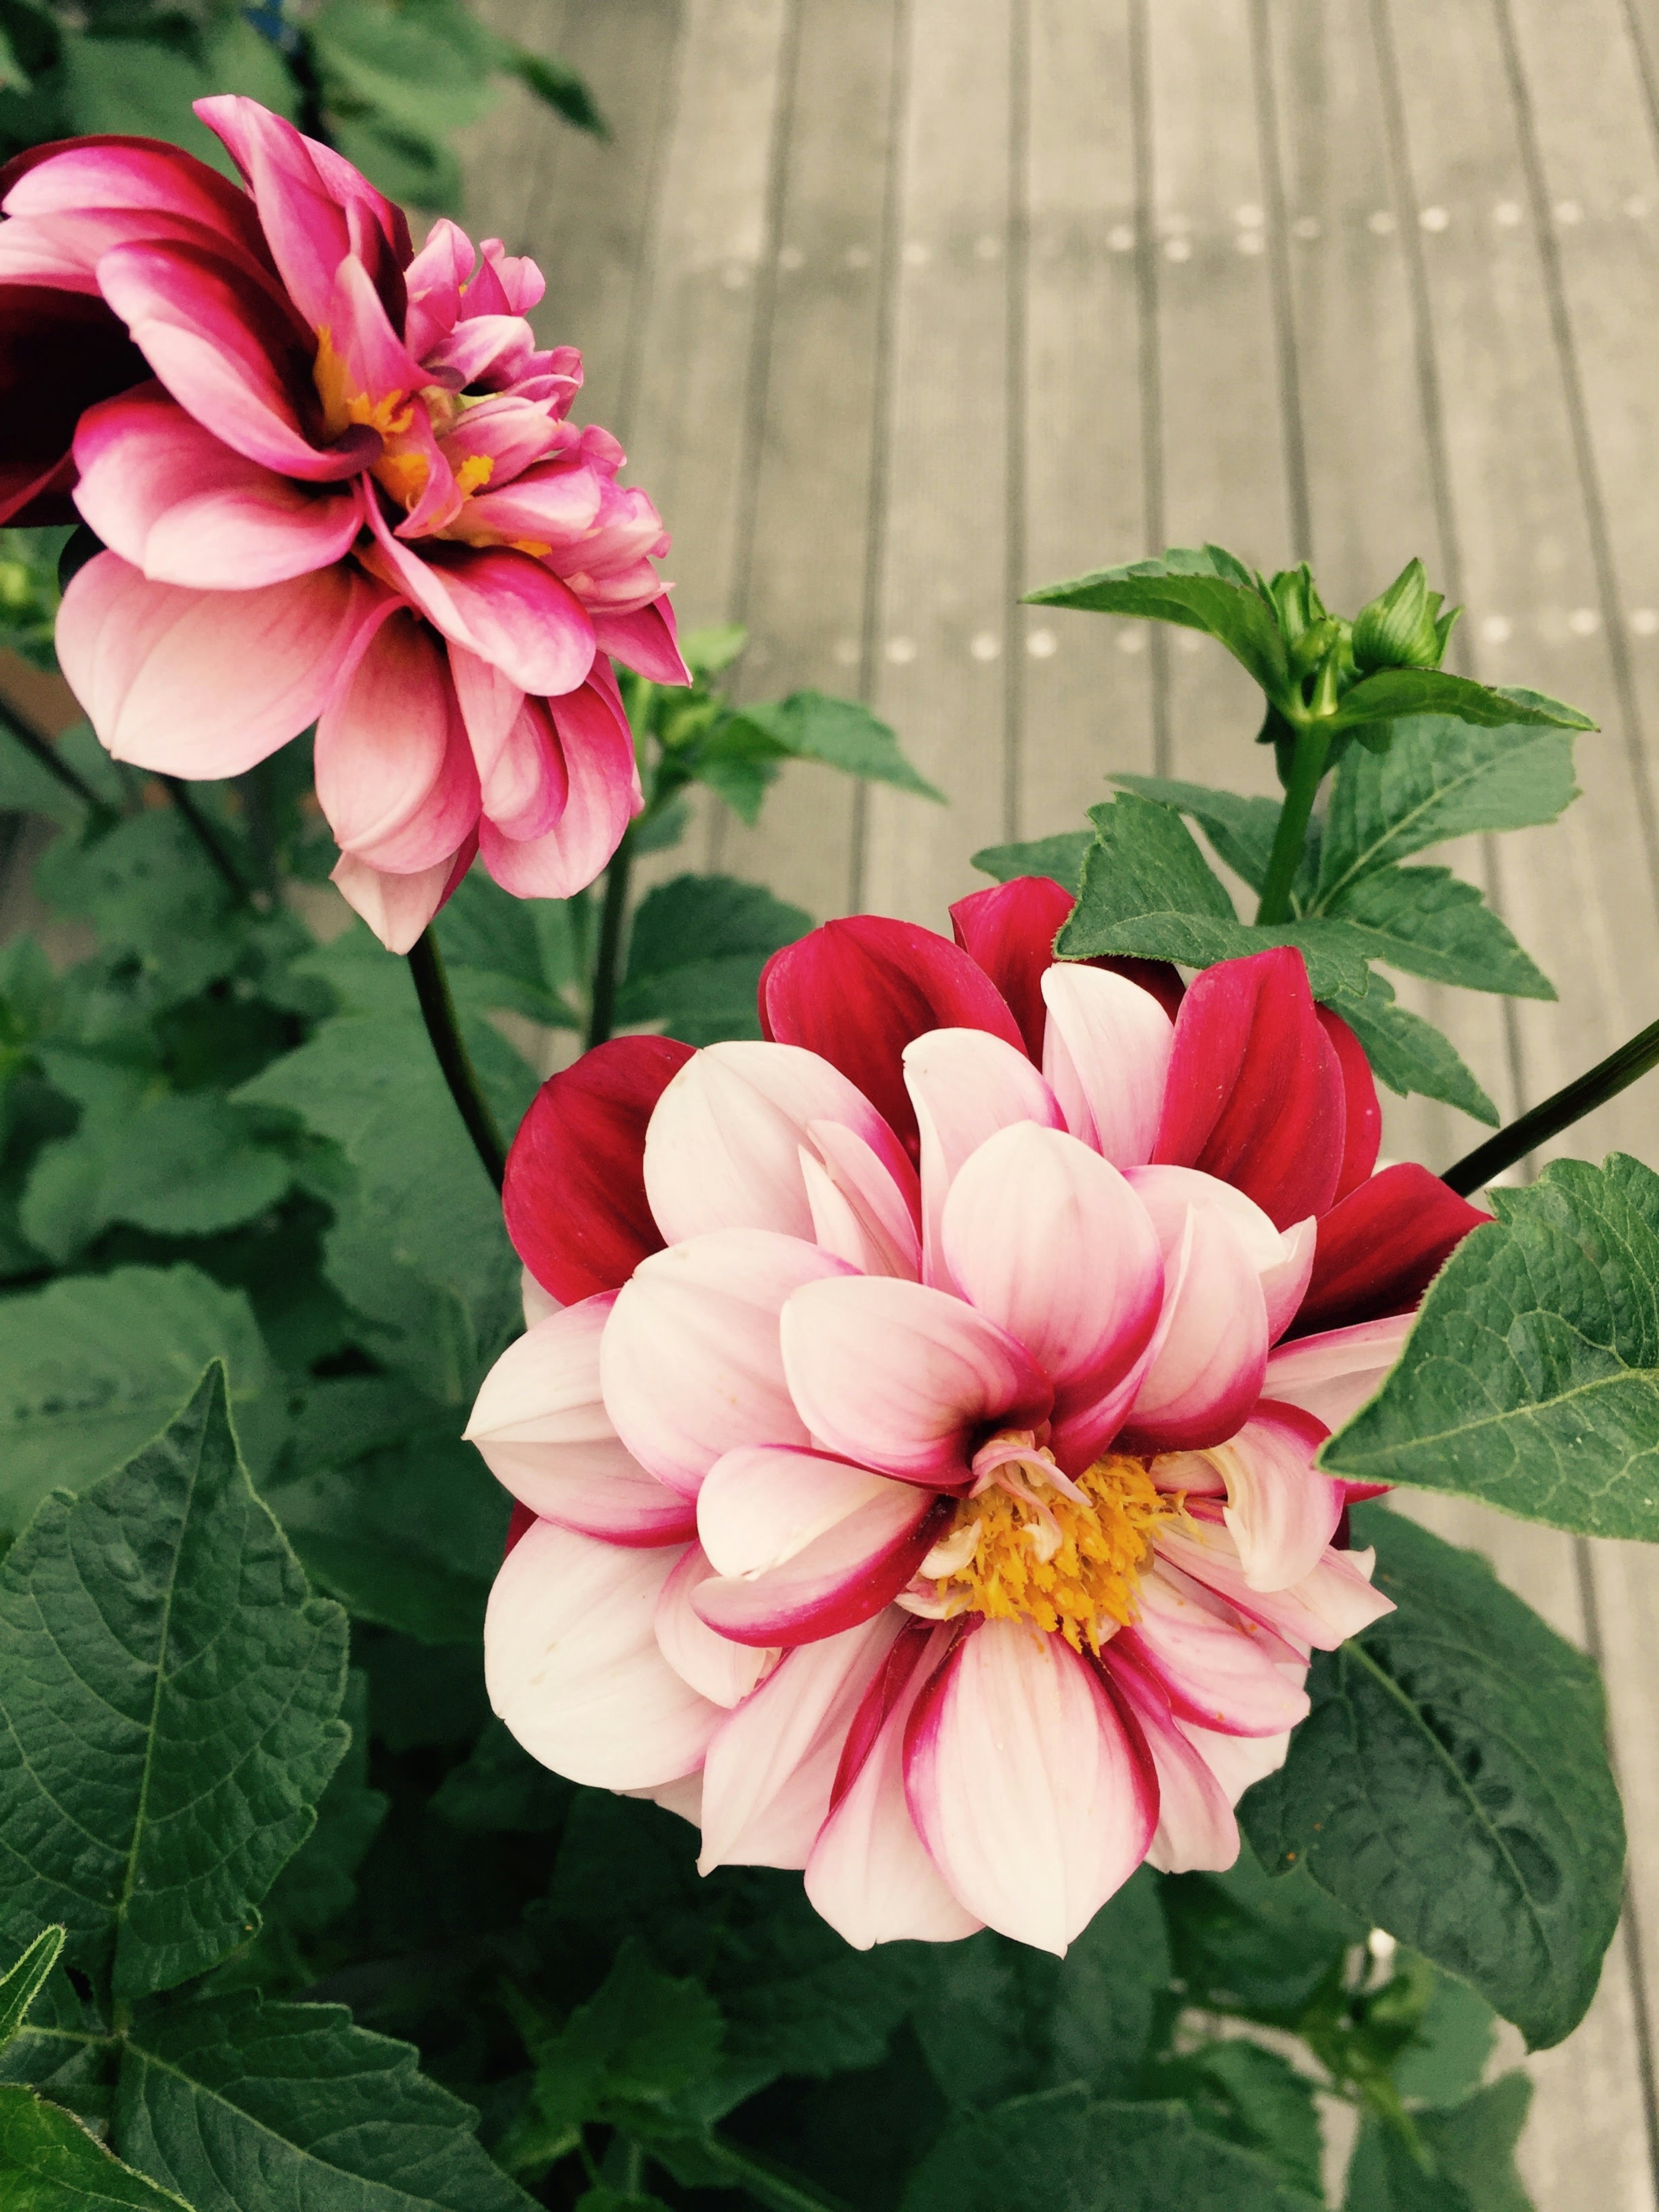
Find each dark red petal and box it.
[1094,955,1185,1024]
[1290,1162,1489,1335]
[760,915,1026,1151]
[1316,1005,1382,1202]
[502,1033,695,1302]
[0,286,148,524]
[950,876,1074,1060]
[829,1614,944,1813]
[1153,946,1347,1229]
[504,1500,537,1557]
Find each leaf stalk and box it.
[1442,1014,1659,1195]
[586,828,635,1051]
[407,928,508,1191]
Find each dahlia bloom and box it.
[470,878,1487,1953]
[0,99,686,947]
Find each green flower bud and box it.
[1352,558,1456,671]
[1268,564,1327,651]
[1288,616,1342,680]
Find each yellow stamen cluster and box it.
[927,1454,1180,1654]
[312,328,413,441]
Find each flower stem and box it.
[1255,721,1331,926]
[586,830,634,1050]
[407,928,507,1190]
[705,2134,856,2212]
[0,694,115,821]
[1442,1014,1659,1195]
[162,775,254,907]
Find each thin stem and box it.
[162,776,253,907]
[617,2137,645,2193]
[586,831,634,1050]
[407,929,508,1190]
[1255,720,1330,925]
[706,2134,856,2212]
[0,693,114,820]
[1443,1013,1659,1195]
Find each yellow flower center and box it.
[312,327,414,442]
[918,1446,1181,1654]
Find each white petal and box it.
[1040,963,1174,1167]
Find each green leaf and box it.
[719,693,944,802]
[431,1719,570,1834]
[970,832,1093,894]
[311,0,501,140]
[434,868,582,1028]
[615,875,811,1046]
[1314,718,1582,909]
[262,1672,387,1942]
[200,12,301,120]
[505,46,606,135]
[0,1367,349,2002]
[0,1925,63,2050]
[0,1266,279,1534]
[1024,547,1293,701]
[0,2084,191,2212]
[1240,1506,1624,2050]
[1152,2042,1323,2199]
[328,114,461,214]
[115,1990,531,2211]
[1322,867,1554,998]
[680,625,748,678]
[1110,774,1284,893]
[1323,1153,1659,1536]
[1389,1967,1497,2110]
[57,31,234,178]
[1417,2074,1534,2212]
[35,813,258,1011]
[912,1870,1170,2110]
[528,1941,725,2144]
[1323,667,1592,741]
[899,2086,1321,2211]
[1161,1848,1363,2020]
[1327,976,1498,1124]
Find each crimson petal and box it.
[1291,1162,1488,1336]
[1316,1004,1382,1202]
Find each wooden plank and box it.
[859,0,1016,924]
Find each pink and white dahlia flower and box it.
[469,878,1487,1954]
[0,99,686,947]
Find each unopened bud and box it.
[1352,558,1454,671]
[1268,563,1327,652]
[1289,616,1341,679]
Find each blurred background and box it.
[5,1,1659,2199]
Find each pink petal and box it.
[904,1027,1063,1287]
[1208,1403,1344,1592]
[655,1544,775,1707]
[504,1036,694,1303]
[698,1613,903,1872]
[1294,1164,1487,1336]
[472,694,567,842]
[73,385,362,589]
[1154,1509,1395,1650]
[456,454,604,548]
[466,1294,696,1546]
[1183,1723,1292,1804]
[949,876,1074,1060]
[1116,1558,1312,1735]
[779,1274,1052,1487]
[643,1040,911,1247]
[478,666,639,897]
[0,285,147,525]
[1118,1203,1269,1454]
[903,1619,1158,1952]
[804,1621,983,1947]
[692,1446,946,1646]
[403,215,472,358]
[602,1230,853,1499]
[590,597,690,683]
[313,610,480,871]
[5,136,270,265]
[1126,1165,1314,1345]
[1264,1313,1414,1429]
[329,837,473,953]
[1040,963,1176,1169]
[1103,1643,1241,1873]
[801,1121,923,1279]
[320,252,428,416]
[484,1521,722,1789]
[57,549,388,776]
[1318,1005,1383,1201]
[940,1123,1164,1469]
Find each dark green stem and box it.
[0,694,114,820]
[586,831,634,1050]
[1442,1015,1659,1196]
[705,2134,855,2212]
[407,928,507,1190]
[162,776,253,907]
[1255,720,1330,926]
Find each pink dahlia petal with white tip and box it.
[940,1122,1164,1470]
[465,1293,696,1546]
[903,1027,1063,1287]
[313,611,480,871]
[804,1120,922,1278]
[698,1612,902,1873]
[692,1446,947,1646]
[601,1230,853,1499]
[57,549,387,776]
[1117,1559,1311,1736]
[485,1520,723,1789]
[1263,1313,1414,1430]
[903,1619,1158,1953]
[643,1040,911,1247]
[330,838,473,955]
[1211,1402,1344,1592]
[1103,1644,1239,1875]
[1117,1204,1269,1454]
[804,1621,983,1948]
[1126,1165,1314,1345]
[655,1545,775,1707]
[1040,963,1175,1169]
[779,1274,1052,1487]
[73,386,362,588]
[1155,1509,1394,1651]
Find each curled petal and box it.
[1041,963,1175,1169]
[602,1230,853,1498]
[314,610,480,871]
[801,1122,923,1279]
[1207,1403,1344,1592]
[1126,1165,1313,1344]
[590,597,691,684]
[504,1035,694,1303]
[485,1521,721,1789]
[330,837,473,954]
[948,876,1074,1059]
[903,1619,1157,1953]
[1119,1204,1268,1453]
[780,1274,1052,1487]
[6,135,271,266]
[655,1545,774,1707]
[698,1612,903,1872]
[480,669,641,899]
[1121,1559,1312,1735]
[1184,1723,1292,1805]
[1294,1163,1487,1336]
[1155,1510,1395,1651]
[1264,1313,1414,1429]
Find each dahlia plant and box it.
[0,93,1653,2212]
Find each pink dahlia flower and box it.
[469,879,1487,1953]
[0,100,686,947]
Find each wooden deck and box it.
[464,1,1659,2196]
